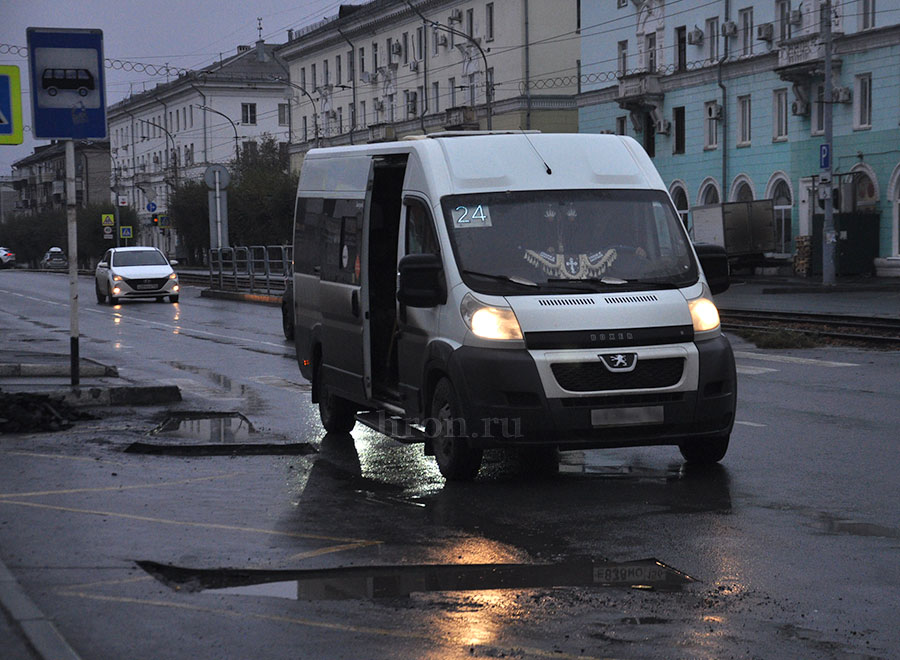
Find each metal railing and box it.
[208,246,292,295]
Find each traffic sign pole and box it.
[66,139,80,385]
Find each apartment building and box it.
[578,0,900,272]
[278,0,580,170]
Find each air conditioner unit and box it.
[409,60,418,72]
[449,8,462,22]
[368,123,395,143]
[721,21,738,37]
[706,102,722,120]
[833,86,852,103]
[390,41,402,55]
[655,119,671,135]
[756,23,774,41]
[791,100,809,116]
[437,34,448,47]
[687,27,704,45]
[789,9,802,25]
[373,98,384,111]
[325,110,337,120]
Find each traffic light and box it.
[151,214,159,227]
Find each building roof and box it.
[12,140,110,170]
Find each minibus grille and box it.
[551,358,684,392]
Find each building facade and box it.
[278,0,580,170]
[10,141,111,215]
[578,0,900,271]
[106,40,289,252]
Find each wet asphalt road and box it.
[1,270,900,659]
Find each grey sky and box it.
[1,0,345,174]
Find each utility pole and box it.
[822,0,836,286]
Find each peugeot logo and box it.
[598,352,638,372]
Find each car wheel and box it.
[95,282,106,304]
[47,87,58,96]
[430,377,482,481]
[169,295,179,303]
[281,301,294,340]
[679,434,730,465]
[78,87,88,96]
[108,293,118,306]
[315,362,356,433]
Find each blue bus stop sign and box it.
[26,27,106,139]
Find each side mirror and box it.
[98,261,108,268]
[397,253,446,308]
[169,259,179,267]
[694,243,730,295]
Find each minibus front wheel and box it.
[315,363,356,433]
[678,433,730,464]
[430,378,483,481]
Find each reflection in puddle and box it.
[150,411,256,442]
[137,557,694,601]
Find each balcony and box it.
[615,72,663,113]
[775,33,841,82]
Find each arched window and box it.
[670,183,690,230]
[735,182,753,202]
[772,179,793,253]
[702,185,719,205]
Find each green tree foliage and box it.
[0,204,138,268]
[230,135,297,246]
[168,179,209,266]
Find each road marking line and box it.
[735,420,767,427]
[736,365,779,375]
[286,542,378,561]
[0,498,379,545]
[2,450,127,466]
[733,351,859,367]
[0,473,241,499]
[53,591,601,660]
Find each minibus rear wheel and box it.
[678,434,729,464]
[430,378,483,481]
[316,364,356,433]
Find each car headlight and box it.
[113,274,123,282]
[460,293,523,340]
[688,297,721,336]
[168,272,177,280]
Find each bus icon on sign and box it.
[41,68,95,97]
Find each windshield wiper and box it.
[462,270,539,287]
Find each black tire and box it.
[679,434,730,464]
[316,363,356,433]
[430,378,483,481]
[517,445,560,477]
[169,295,179,303]
[282,301,294,340]
[108,294,118,306]
[95,282,106,304]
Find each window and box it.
[301,67,306,89]
[617,41,628,75]
[324,59,329,85]
[406,199,440,256]
[705,101,719,149]
[738,95,751,145]
[432,81,440,113]
[735,181,753,202]
[673,106,685,154]
[645,32,656,72]
[813,84,825,134]
[671,186,690,229]
[432,28,440,55]
[278,103,290,126]
[855,74,872,128]
[776,1,792,41]
[616,116,627,135]
[468,73,477,105]
[311,63,317,90]
[336,55,342,85]
[387,38,393,63]
[486,3,494,41]
[388,93,395,122]
[402,32,409,64]
[416,27,424,59]
[772,179,793,253]
[241,103,257,125]
[449,77,456,107]
[360,100,366,127]
[701,183,720,205]
[739,8,753,56]
[861,0,876,30]
[774,89,788,140]
[242,140,257,160]
[676,27,687,70]
[372,42,378,70]
[466,8,474,37]
[359,47,365,74]
[337,107,343,133]
[706,18,719,62]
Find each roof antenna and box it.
[257,17,263,40]
[520,129,551,175]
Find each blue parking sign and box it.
[819,143,831,170]
[27,27,106,139]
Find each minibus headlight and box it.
[689,297,721,334]
[461,293,523,340]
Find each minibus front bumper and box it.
[445,335,736,449]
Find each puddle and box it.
[125,412,317,456]
[820,514,900,540]
[137,557,695,601]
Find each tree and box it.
[169,180,209,266]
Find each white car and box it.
[95,246,180,305]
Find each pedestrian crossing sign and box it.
[0,65,24,145]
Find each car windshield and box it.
[112,250,167,267]
[440,189,698,295]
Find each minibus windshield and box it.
[441,189,698,295]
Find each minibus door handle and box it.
[351,290,360,317]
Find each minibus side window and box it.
[294,197,325,275]
[405,200,439,255]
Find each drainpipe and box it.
[525,0,531,129]
[337,28,358,143]
[189,82,208,163]
[718,0,730,200]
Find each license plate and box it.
[591,406,663,427]
[136,284,157,290]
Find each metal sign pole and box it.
[65,139,80,385]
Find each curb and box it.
[0,385,182,408]
[0,362,118,378]
[200,289,282,306]
[0,560,81,660]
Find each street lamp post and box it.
[196,104,240,163]
[271,76,319,147]
[140,119,178,189]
